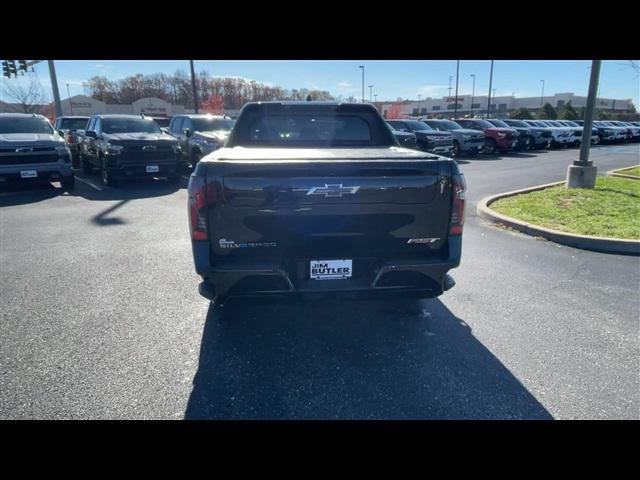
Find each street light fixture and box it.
[470,74,476,116]
[66,83,73,115]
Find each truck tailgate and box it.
[203,149,453,260]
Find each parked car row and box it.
[385,116,639,158]
[50,113,234,187]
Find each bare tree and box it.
[4,78,46,113]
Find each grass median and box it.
[490,176,640,240]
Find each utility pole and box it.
[66,83,73,115]
[454,60,460,119]
[566,60,601,189]
[487,60,494,119]
[470,73,476,117]
[359,65,365,103]
[540,79,545,109]
[47,60,62,119]
[189,60,199,113]
[448,75,452,99]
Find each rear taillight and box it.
[449,173,466,236]
[188,175,219,241]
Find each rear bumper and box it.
[193,236,462,300]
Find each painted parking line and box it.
[75,176,104,191]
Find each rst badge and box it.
[306,184,360,198]
[310,259,352,280]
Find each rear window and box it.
[59,118,89,130]
[0,117,53,134]
[231,110,395,147]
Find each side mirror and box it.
[58,130,65,137]
[86,130,97,139]
[183,128,191,138]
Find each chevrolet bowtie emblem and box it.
[15,147,34,153]
[306,184,360,198]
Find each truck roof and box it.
[90,114,156,119]
[243,101,375,111]
[0,112,47,118]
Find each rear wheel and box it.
[484,138,497,155]
[451,140,460,158]
[191,150,202,168]
[101,156,118,187]
[81,151,93,174]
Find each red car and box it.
[454,118,519,154]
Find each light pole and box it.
[189,60,199,113]
[470,74,476,116]
[454,60,460,119]
[368,85,374,103]
[492,89,497,117]
[359,65,365,103]
[374,94,377,102]
[47,60,62,119]
[566,60,601,189]
[540,79,545,109]
[448,75,453,100]
[66,83,73,115]
[417,94,422,117]
[487,60,494,119]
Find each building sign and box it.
[70,101,93,109]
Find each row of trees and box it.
[510,102,639,121]
[83,71,336,110]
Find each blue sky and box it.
[2,60,638,105]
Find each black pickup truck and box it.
[78,114,182,186]
[188,102,465,304]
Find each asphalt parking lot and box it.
[1,144,639,419]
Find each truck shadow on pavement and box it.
[0,181,65,207]
[185,297,553,419]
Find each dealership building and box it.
[379,92,635,119]
[0,95,243,119]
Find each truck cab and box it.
[168,114,235,167]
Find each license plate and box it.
[310,259,352,280]
[20,170,37,178]
[146,165,159,173]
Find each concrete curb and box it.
[477,181,640,255]
[606,166,640,180]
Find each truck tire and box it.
[60,175,75,191]
[484,138,497,155]
[191,150,202,168]
[81,151,93,174]
[451,140,460,158]
[101,156,118,187]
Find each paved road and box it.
[1,144,638,419]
